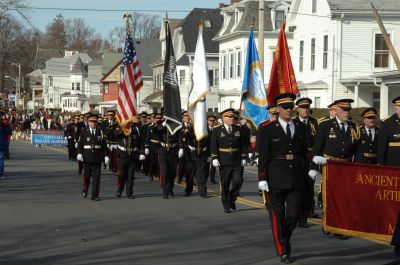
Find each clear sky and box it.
[22,0,226,37]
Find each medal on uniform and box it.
[235,131,240,137]
[220,132,225,138]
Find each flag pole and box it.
[371,3,400,71]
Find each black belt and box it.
[271,154,299,161]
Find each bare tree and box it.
[0,0,30,24]
[65,17,95,51]
[45,14,67,57]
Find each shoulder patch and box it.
[260,120,272,127]
[317,117,329,125]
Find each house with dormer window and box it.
[213,0,292,110]
[287,0,400,118]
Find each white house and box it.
[42,51,102,113]
[213,0,292,110]
[287,0,400,118]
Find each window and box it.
[77,82,80,91]
[104,83,109,94]
[204,20,212,28]
[214,69,219,86]
[49,76,53,86]
[179,70,185,85]
[49,94,53,103]
[312,0,317,13]
[375,34,390,68]
[299,41,304,72]
[373,92,380,110]
[208,70,214,86]
[71,83,74,90]
[222,54,227,80]
[311,38,315,70]
[236,51,242,78]
[229,52,235,79]
[208,108,213,112]
[323,35,328,69]
[314,97,321,108]
[214,107,218,112]
[275,10,285,30]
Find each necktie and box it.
[340,123,346,136]
[286,123,292,139]
[228,126,232,134]
[303,119,307,125]
[91,129,95,137]
[368,129,373,141]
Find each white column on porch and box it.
[380,83,389,119]
[354,82,360,107]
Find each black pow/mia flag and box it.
[163,20,182,135]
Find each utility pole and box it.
[11,63,21,110]
[258,0,264,77]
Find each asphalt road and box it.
[0,141,396,265]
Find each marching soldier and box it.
[75,114,87,174]
[354,108,379,164]
[309,98,359,239]
[64,117,76,160]
[139,112,150,175]
[257,93,311,263]
[114,117,144,199]
[207,115,217,184]
[378,96,400,167]
[76,114,108,201]
[294,97,318,228]
[144,113,161,182]
[176,111,191,184]
[182,118,211,197]
[105,110,118,173]
[152,117,183,199]
[211,108,247,213]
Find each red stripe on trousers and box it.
[271,210,283,256]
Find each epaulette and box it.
[317,117,329,125]
[260,120,272,127]
[213,124,222,129]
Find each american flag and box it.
[116,32,143,135]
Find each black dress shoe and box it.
[92,197,100,201]
[280,254,292,263]
[116,192,122,198]
[82,192,87,198]
[169,191,175,197]
[200,194,209,198]
[162,194,168,199]
[224,209,231,213]
[128,195,135,199]
[230,202,237,211]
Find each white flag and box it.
[188,26,210,141]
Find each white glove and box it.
[178,148,184,158]
[162,120,167,127]
[75,143,78,148]
[207,157,212,163]
[145,148,149,155]
[308,169,318,181]
[212,159,220,167]
[109,145,113,151]
[107,144,110,149]
[241,159,247,167]
[258,180,269,192]
[77,154,83,161]
[254,158,259,166]
[248,153,253,159]
[64,136,68,140]
[312,156,328,166]
[112,144,118,150]
[139,154,146,161]
[104,156,110,165]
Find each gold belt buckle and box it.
[286,154,294,160]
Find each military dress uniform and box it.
[152,122,181,198]
[177,116,191,184]
[145,116,161,181]
[77,115,108,201]
[183,124,210,197]
[64,118,76,160]
[207,119,217,184]
[293,97,319,227]
[354,108,379,164]
[257,93,310,262]
[114,122,141,199]
[211,109,246,213]
[105,111,118,173]
[75,115,87,174]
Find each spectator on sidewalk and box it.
[0,118,12,179]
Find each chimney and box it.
[231,0,240,5]
[219,3,226,8]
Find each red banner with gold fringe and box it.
[323,160,400,242]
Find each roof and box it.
[142,90,163,103]
[216,0,276,39]
[44,53,91,76]
[134,39,161,76]
[176,55,189,66]
[327,0,400,12]
[177,8,223,53]
[102,52,122,75]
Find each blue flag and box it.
[241,30,269,127]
